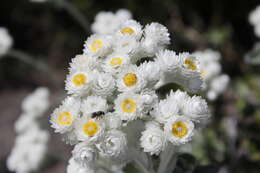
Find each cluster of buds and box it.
[50,10,210,173]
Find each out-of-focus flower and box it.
[0,27,13,56]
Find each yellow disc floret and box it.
[123,73,137,86]
[120,27,134,34]
[184,58,197,70]
[72,73,86,86]
[89,40,103,51]
[109,57,123,66]
[121,98,136,113]
[56,111,73,125]
[171,121,188,138]
[82,120,98,136]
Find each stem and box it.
[157,145,178,173]
[6,49,49,72]
[61,1,91,34]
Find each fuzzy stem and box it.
[157,145,178,173]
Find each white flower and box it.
[103,52,131,74]
[141,23,170,56]
[164,116,194,145]
[81,96,108,115]
[69,54,101,71]
[138,61,161,87]
[75,116,105,142]
[183,95,210,123]
[83,34,111,57]
[91,9,132,35]
[92,72,116,97]
[153,95,179,124]
[67,158,95,173]
[207,74,229,100]
[117,65,146,93]
[167,90,189,110]
[50,97,81,133]
[249,5,260,26]
[117,20,142,40]
[97,130,127,158]
[65,69,94,96]
[140,125,167,155]
[72,142,97,167]
[140,90,158,114]
[114,92,144,121]
[21,87,50,116]
[0,27,13,56]
[14,114,37,133]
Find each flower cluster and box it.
[249,5,260,38]
[50,13,210,172]
[193,49,230,100]
[0,27,13,57]
[7,87,50,173]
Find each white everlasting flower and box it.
[75,116,105,142]
[81,96,108,115]
[103,52,131,73]
[117,20,143,40]
[69,54,101,71]
[140,125,167,155]
[153,95,179,124]
[50,97,81,133]
[14,114,37,133]
[92,72,116,97]
[72,142,97,167]
[249,6,260,26]
[83,34,112,57]
[0,27,13,56]
[207,74,230,100]
[140,90,158,114]
[183,95,210,123]
[167,90,189,110]
[65,69,94,96]
[21,87,50,116]
[141,23,170,56]
[138,61,161,87]
[117,65,146,93]
[164,116,194,145]
[114,92,144,121]
[97,130,127,158]
[67,158,95,173]
[91,9,132,35]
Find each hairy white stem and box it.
[157,145,177,173]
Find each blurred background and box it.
[0,0,260,173]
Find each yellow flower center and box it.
[56,111,72,125]
[109,57,123,66]
[72,73,86,86]
[82,120,98,136]
[184,58,197,70]
[89,40,103,51]
[171,121,188,138]
[120,27,134,34]
[123,73,137,86]
[121,98,136,113]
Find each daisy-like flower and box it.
[117,65,146,93]
[75,116,105,142]
[72,142,97,167]
[164,116,194,145]
[114,92,144,121]
[117,20,143,40]
[103,52,131,73]
[69,54,101,71]
[138,61,161,87]
[83,34,111,57]
[81,96,108,115]
[67,158,95,173]
[97,130,127,158]
[0,27,13,56]
[183,95,210,123]
[92,72,116,97]
[65,69,94,96]
[140,124,167,155]
[141,23,170,57]
[50,97,81,134]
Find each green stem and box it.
[157,145,177,173]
